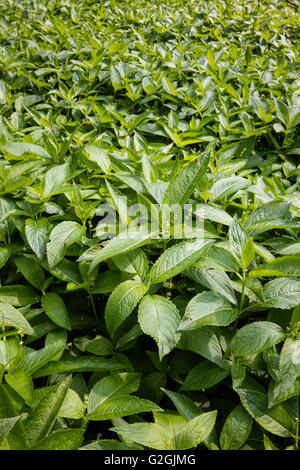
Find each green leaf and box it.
[180,360,229,391]
[0,246,11,269]
[220,404,252,450]
[23,377,71,448]
[210,177,250,201]
[250,256,300,278]
[241,237,255,270]
[29,429,84,450]
[41,293,71,330]
[87,372,141,414]
[87,395,161,421]
[0,303,33,335]
[1,142,50,159]
[0,285,39,307]
[5,371,34,407]
[231,322,285,357]
[263,278,300,309]
[175,410,217,450]
[43,163,70,197]
[58,389,85,419]
[105,280,148,337]
[80,439,141,450]
[14,345,65,376]
[138,295,181,360]
[32,356,125,378]
[179,291,238,330]
[25,218,49,261]
[149,239,213,284]
[112,248,148,282]
[74,335,113,356]
[84,227,156,273]
[162,388,202,420]
[162,153,209,206]
[237,388,294,437]
[14,256,45,290]
[47,221,84,268]
[110,422,167,450]
[177,327,224,367]
[0,415,23,446]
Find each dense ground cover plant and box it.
[0,0,300,451]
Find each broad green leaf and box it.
[241,237,255,269]
[162,153,209,206]
[263,278,300,309]
[184,266,237,305]
[149,239,213,284]
[29,429,84,450]
[0,303,33,335]
[110,422,168,450]
[250,256,300,278]
[74,335,113,356]
[14,256,45,290]
[41,293,71,330]
[210,176,250,201]
[5,370,34,407]
[58,389,85,419]
[112,248,148,282]
[32,356,125,378]
[47,221,84,268]
[220,404,252,450]
[179,291,238,330]
[25,218,49,261]
[87,372,141,414]
[80,439,141,450]
[87,395,161,421]
[23,376,71,448]
[175,410,217,450]
[231,322,285,357]
[105,280,148,337]
[180,360,229,391]
[1,142,50,159]
[237,388,294,437]
[0,415,23,446]
[138,295,181,360]
[177,327,224,367]
[14,345,66,376]
[84,227,157,273]
[0,246,11,269]
[43,163,70,197]
[84,145,110,173]
[0,286,39,307]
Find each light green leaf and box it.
[179,291,238,330]
[105,280,148,337]
[25,218,49,261]
[181,360,229,391]
[231,322,285,357]
[138,295,181,360]
[220,404,252,450]
[23,376,71,448]
[47,221,84,268]
[162,153,209,206]
[263,278,300,309]
[0,303,33,335]
[0,285,39,307]
[149,239,213,284]
[29,429,84,450]
[250,256,300,278]
[14,256,45,290]
[41,293,71,330]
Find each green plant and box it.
[0,0,300,451]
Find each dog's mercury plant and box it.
[0,0,299,451]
